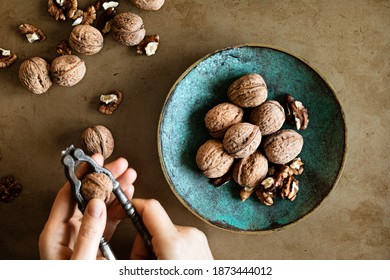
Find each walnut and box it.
[204,102,244,138]
[256,188,275,206]
[48,0,78,21]
[0,48,17,68]
[96,7,117,35]
[227,73,268,108]
[136,34,160,56]
[111,12,146,46]
[131,0,165,11]
[250,100,285,136]
[69,24,104,55]
[232,151,268,201]
[56,40,72,55]
[98,90,123,115]
[0,175,23,203]
[19,24,46,43]
[289,157,304,175]
[285,94,309,130]
[19,57,52,94]
[223,122,262,158]
[262,129,303,165]
[81,125,114,159]
[195,139,234,179]
[72,6,96,26]
[81,172,113,203]
[51,54,86,87]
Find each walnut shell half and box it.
[263,129,303,165]
[19,57,52,94]
[223,122,262,158]
[227,73,267,108]
[196,139,234,179]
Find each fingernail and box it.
[87,199,104,218]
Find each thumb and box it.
[71,198,107,260]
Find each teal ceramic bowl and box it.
[158,44,346,233]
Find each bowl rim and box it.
[157,43,348,234]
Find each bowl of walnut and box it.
[158,44,346,232]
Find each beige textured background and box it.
[0,0,389,259]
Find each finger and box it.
[131,199,178,238]
[71,199,106,260]
[130,233,149,260]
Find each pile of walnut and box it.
[195,73,309,206]
[2,0,164,114]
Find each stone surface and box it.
[0,0,388,260]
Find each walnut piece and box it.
[98,90,123,115]
[19,24,46,43]
[0,175,22,203]
[136,34,160,56]
[0,48,17,68]
[94,0,118,11]
[72,6,96,26]
[56,40,72,55]
[81,125,114,159]
[285,94,309,130]
[96,7,117,35]
[48,0,78,21]
[81,172,113,203]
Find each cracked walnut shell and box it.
[204,102,244,138]
[249,100,285,136]
[81,125,114,159]
[81,172,113,203]
[111,12,146,46]
[69,24,104,55]
[19,57,52,94]
[227,73,268,108]
[196,139,234,179]
[262,129,303,165]
[51,55,86,87]
[223,122,262,158]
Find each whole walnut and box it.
[204,102,244,138]
[19,57,52,94]
[262,129,303,165]
[250,100,285,136]
[81,172,113,203]
[51,55,86,87]
[111,12,146,46]
[69,24,104,55]
[81,125,114,159]
[233,150,268,201]
[233,151,268,189]
[227,73,267,108]
[131,0,165,10]
[196,139,234,179]
[223,122,262,158]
